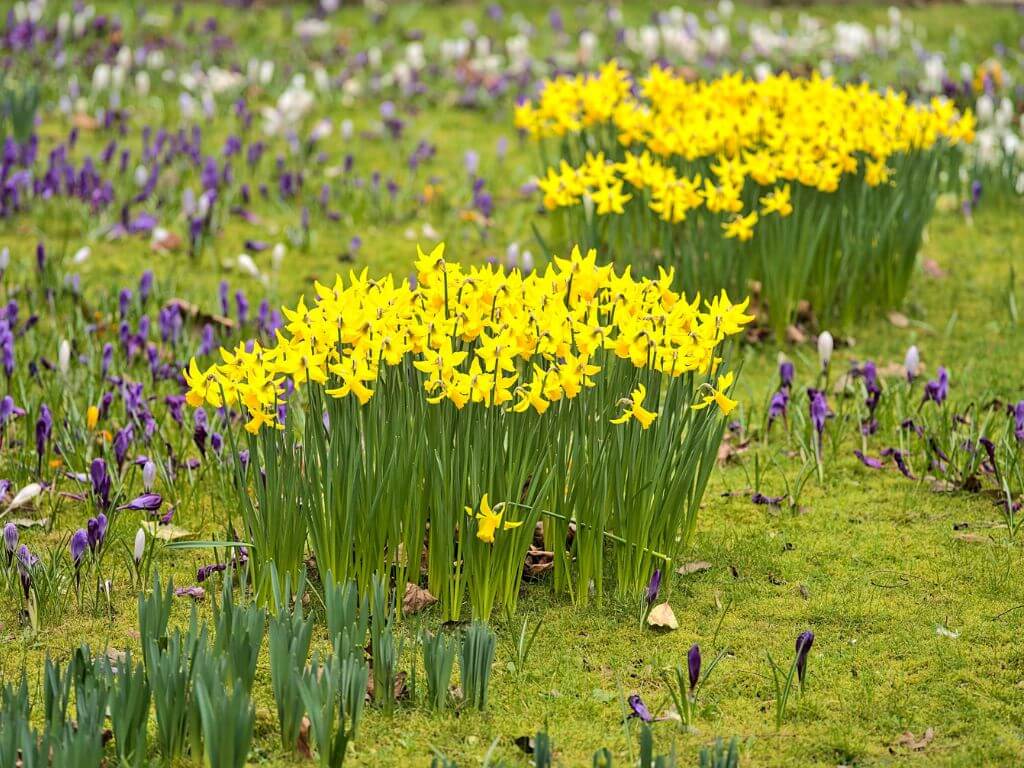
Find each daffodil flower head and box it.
[466,494,523,544]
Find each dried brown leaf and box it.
[896,728,934,751]
[675,561,712,576]
[646,602,678,630]
[402,582,437,616]
[887,311,910,328]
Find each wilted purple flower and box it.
[627,694,653,723]
[752,492,784,507]
[923,367,949,406]
[795,630,814,686]
[645,568,661,604]
[174,586,206,601]
[90,458,111,509]
[978,437,998,471]
[853,450,884,470]
[687,644,701,690]
[118,493,163,512]
[197,562,227,582]
[882,448,915,479]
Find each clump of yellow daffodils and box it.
[184,243,752,431]
[520,62,974,231]
[516,62,973,334]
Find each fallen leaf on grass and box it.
[646,602,678,630]
[9,517,48,529]
[887,311,910,328]
[896,727,935,751]
[935,624,960,639]
[141,521,195,541]
[402,583,437,615]
[675,561,712,576]
[922,259,947,278]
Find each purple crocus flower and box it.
[767,390,789,426]
[34,404,52,460]
[70,528,89,567]
[1012,401,1024,443]
[90,458,111,509]
[197,562,227,582]
[922,367,949,406]
[687,644,701,690]
[3,522,17,563]
[807,388,828,449]
[17,545,36,599]
[645,568,661,604]
[779,360,794,390]
[87,513,107,551]
[118,493,163,512]
[795,630,814,686]
[627,694,653,723]
[752,492,784,507]
[139,270,154,306]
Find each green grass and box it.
[1,1,1023,766]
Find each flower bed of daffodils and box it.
[186,245,751,620]
[518,63,975,334]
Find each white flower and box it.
[904,345,920,380]
[817,331,834,371]
[4,483,43,516]
[0,247,9,270]
[71,246,91,265]
[134,165,149,187]
[58,340,71,375]
[236,253,260,279]
[521,250,534,274]
[143,460,157,492]
[92,63,111,92]
[272,243,286,271]
[133,528,146,564]
[135,70,151,96]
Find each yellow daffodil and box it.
[611,383,658,429]
[692,372,738,416]
[466,494,523,543]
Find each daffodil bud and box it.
[817,331,833,371]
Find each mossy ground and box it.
[1,2,1023,766]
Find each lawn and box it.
[1,2,1023,766]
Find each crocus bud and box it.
[645,568,661,604]
[904,345,920,382]
[817,331,833,372]
[271,243,286,270]
[795,630,814,686]
[71,246,91,265]
[687,643,701,690]
[3,522,17,560]
[142,459,157,492]
[70,528,88,566]
[133,527,146,565]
